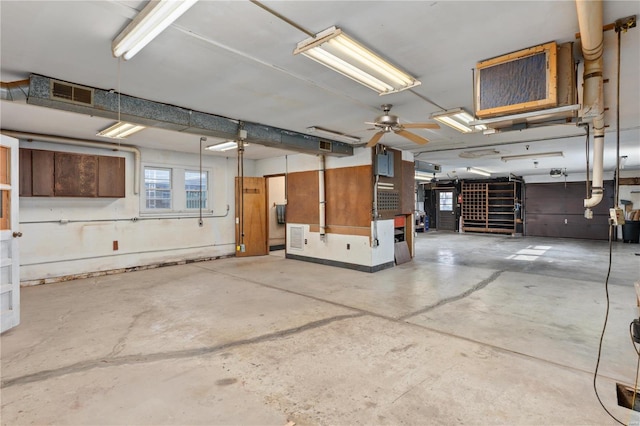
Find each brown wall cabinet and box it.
[19,148,125,198]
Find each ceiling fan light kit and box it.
[365,104,440,147]
[97,121,146,139]
[112,0,198,60]
[431,108,486,133]
[294,26,420,95]
[367,104,440,148]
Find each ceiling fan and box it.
[366,104,440,148]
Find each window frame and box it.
[184,170,208,210]
[439,191,454,212]
[141,163,213,216]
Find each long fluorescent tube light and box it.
[466,167,491,177]
[501,151,564,162]
[431,108,486,133]
[307,126,361,143]
[97,121,146,139]
[294,26,420,95]
[415,172,435,181]
[112,0,198,60]
[206,141,237,152]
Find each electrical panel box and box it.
[375,152,394,177]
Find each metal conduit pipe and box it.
[576,0,605,215]
[319,155,326,239]
[0,130,141,194]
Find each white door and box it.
[1,135,20,333]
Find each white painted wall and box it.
[263,148,398,270]
[255,147,372,177]
[19,141,244,282]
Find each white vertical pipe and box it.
[319,155,326,239]
[576,0,605,213]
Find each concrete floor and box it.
[2,232,639,425]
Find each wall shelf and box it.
[461,181,517,235]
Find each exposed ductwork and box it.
[576,0,605,216]
[2,74,354,158]
[0,79,29,102]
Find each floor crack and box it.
[1,312,365,389]
[398,270,504,321]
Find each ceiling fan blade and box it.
[366,131,385,147]
[401,123,441,129]
[395,129,430,145]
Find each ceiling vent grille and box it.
[318,140,332,152]
[50,80,94,106]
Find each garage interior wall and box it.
[18,140,242,284]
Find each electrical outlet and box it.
[347,243,350,250]
[113,240,119,251]
[609,208,625,225]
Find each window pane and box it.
[439,192,453,211]
[145,167,171,209]
[185,171,207,209]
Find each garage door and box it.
[525,181,613,240]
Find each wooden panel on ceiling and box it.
[98,156,126,198]
[32,150,55,196]
[325,165,372,228]
[401,160,415,214]
[287,170,319,225]
[19,149,32,196]
[54,152,98,197]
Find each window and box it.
[439,191,453,211]
[185,170,207,209]
[145,167,172,209]
[142,165,212,214]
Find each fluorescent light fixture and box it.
[501,151,564,162]
[206,141,237,152]
[415,172,435,181]
[112,0,198,60]
[466,167,491,177]
[294,26,420,95]
[431,108,486,133]
[307,126,361,143]
[97,121,145,139]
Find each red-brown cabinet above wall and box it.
[19,148,125,198]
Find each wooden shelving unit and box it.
[461,181,516,235]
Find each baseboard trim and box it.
[285,253,394,273]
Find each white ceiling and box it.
[1,1,638,178]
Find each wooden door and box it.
[1,135,20,333]
[235,177,268,257]
[436,189,457,231]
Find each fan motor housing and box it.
[376,114,399,127]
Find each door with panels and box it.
[1,135,20,333]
